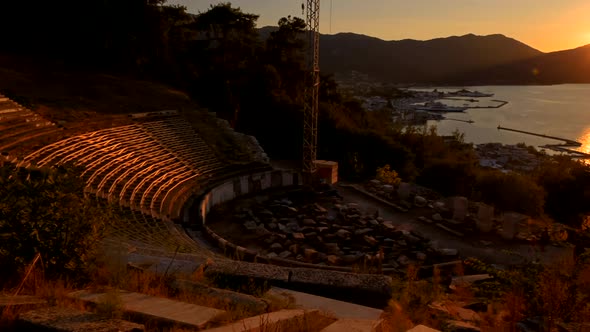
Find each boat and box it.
[449,89,494,98]
[415,101,468,113]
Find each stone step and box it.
[69,289,226,329]
[435,223,464,237]
[321,318,383,332]
[0,294,47,313]
[407,325,441,332]
[269,287,383,320]
[17,306,144,332]
[200,309,334,332]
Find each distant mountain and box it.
[443,44,590,85]
[258,27,543,84]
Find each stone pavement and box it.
[338,185,571,266]
[200,309,331,332]
[0,294,47,312]
[18,306,144,332]
[270,287,383,320]
[69,290,226,329]
[321,318,383,332]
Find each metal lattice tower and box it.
[302,0,320,183]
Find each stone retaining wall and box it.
[198,170,301,225]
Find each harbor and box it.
[498,125,590,159]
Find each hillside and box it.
[444,44,590,85]
[259,27,543,83]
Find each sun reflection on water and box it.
[577,127,590,164]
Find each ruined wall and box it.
[198,170,301,225]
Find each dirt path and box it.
[337,186,571,266]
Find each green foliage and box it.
[534,156,590,226]
[466,255,590,327]
[474,169,546,216]
[0,164,112,282]
[376,165,402,186]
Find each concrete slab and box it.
[18,306,144,332]
[321,318,382,332]
[69,290,226,329]
[0,294,47,312]
[0,108,21,115]
[270,287,383,320]
[407,325,441,332]
[200,309,330,332]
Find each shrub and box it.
[474,169,546,216]
[376,164,401,186]
[416,157,477,196]
[0,163,113,283]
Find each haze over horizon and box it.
[170,0,590,52]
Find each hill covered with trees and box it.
[1,1,589,226]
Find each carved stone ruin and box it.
[451,196,468,222]
[476,203,494,233]
[397,182,411,201]
[501,212,521,240]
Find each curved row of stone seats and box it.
[21,117,228,222]
[140,118,225,176]
[103,208,205,255]
[0,95,62,153]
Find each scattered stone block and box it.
[397,255,410,266]
[347,203,359,210]
[321,318,383,332]
[397,182,411,200]
[382,185,394,193]
[364,235,378,246]
[292,233,305,241]
[0,295,47,313]
[18,306,144,332]
[446,320,481,331]
[69,290,226,329]
[200,309,327,332]
[476,203,494,233]
[303,219,316,226]
[327,255,341,266]
[243,220,258,231]
[279,251,292,259]
[436,223,464,237]
[270,243,283,252]
[432,213,443,222]
[369,180,381,186]
[438,248,459,256]
[407,325,441,332]
[170,279,268,316]
[501,213,522,240]
[452,197,468,222]
[450,274,492,289]
[414,195,427,207]
[433,201,446,211]
[335,229,351,239]
[304,249,319,261]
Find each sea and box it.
[419,84,590,155]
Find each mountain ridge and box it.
[259,26,590,84]
[258,26,544,83]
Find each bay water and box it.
[423,84,590,154]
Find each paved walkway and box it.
[69,290,226,329]
[270,287,382,320]
[338,185,571,266]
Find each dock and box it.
[498,125,590,159]
[497,126,582,147]
[445,118,474,124]
[468,100,508,109]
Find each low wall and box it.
[198,169,301,225]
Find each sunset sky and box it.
[169,0,590,52]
